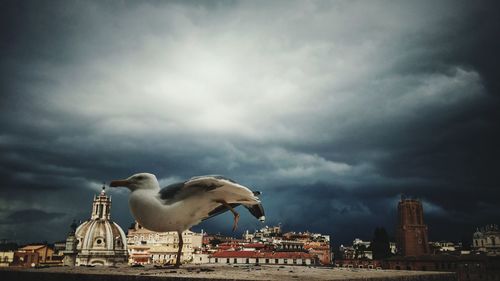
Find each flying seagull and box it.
[109,173,265,267]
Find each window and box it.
[226,258,230,264]
[215,258,218,263]
[246,258,249,264]
[233,258,237,264]
[275,259,278,264]
[265,259,269,264]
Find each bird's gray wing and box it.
[158,176,225,204]
[158,182,185,202]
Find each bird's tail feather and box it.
[244,203,265,222]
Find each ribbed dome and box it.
[74,186,128,266]
[76,219,127,252]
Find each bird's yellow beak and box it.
[109,179,130,188]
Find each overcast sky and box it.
[0,0,499,245]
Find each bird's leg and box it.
[174,231,183,268]
[217,200,240,231]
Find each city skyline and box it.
[1,0,499,245]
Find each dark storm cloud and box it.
[0,0,499,244]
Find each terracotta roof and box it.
[243,243,266,248]
[211,251,313,259]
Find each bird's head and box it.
[109,173,160,191]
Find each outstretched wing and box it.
[157,175,226,204]
[158,175,265,222]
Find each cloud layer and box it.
[0,0,499,244]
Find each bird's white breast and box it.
[128,189,212,232]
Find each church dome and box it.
[76,219,127,252]
[74,186,127,266]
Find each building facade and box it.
[473,224,500,256]
[396,198,429,256]
[209,251,315,265]
[10,244,60,267]
[127,222,203,265]
[0,252,14,267]
[74,186,128,266]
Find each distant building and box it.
[277,241,304,251]
[0,252,14,267]
[352,238,372,260]
[389,242,397,255]
[337,239,372,261]
[396,198,429,256]
[126,222,203,265]
[242,230,254,241]
[305,241,331,264]
[335,259,383,269]
[209,251,315,265]
[429,241,460,254]
[384,254,500,280]
[203,233,242,247]
[11,244,59,267]
[74,186,128,266]
[473,224,500,256]
[62,221,79,266]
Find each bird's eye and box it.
[136,176,144,180]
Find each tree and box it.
[371,227,391,260]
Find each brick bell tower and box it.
[396,197,429,256]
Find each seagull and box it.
[109,172,265,267]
